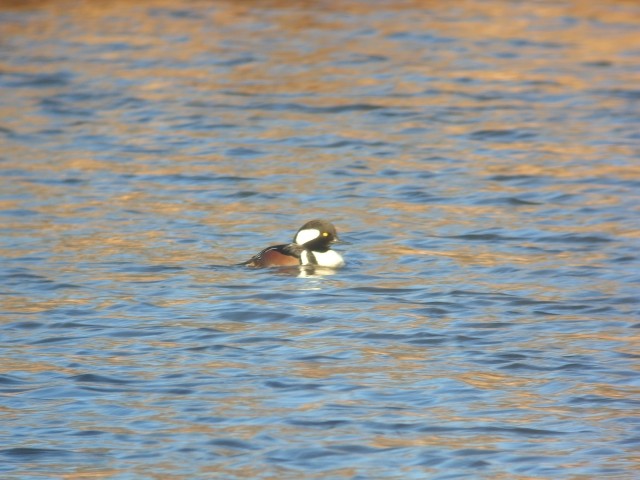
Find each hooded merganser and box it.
[242,219,345,268]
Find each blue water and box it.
[1,1,639,478]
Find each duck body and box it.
[242,219,345,268]
[243,243,303,268]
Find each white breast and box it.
[301,249,345,268]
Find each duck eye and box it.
[322,232,329,237]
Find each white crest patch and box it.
[295,228,321,246]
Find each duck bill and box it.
[332,237,351,245]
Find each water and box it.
[1,0,639,478]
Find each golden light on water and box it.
[1,1,639,478]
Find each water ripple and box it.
[1,1,638,479]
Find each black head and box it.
[293,219,339,251]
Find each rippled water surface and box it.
[2,0,640,478]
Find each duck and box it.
[242,219,345,268]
